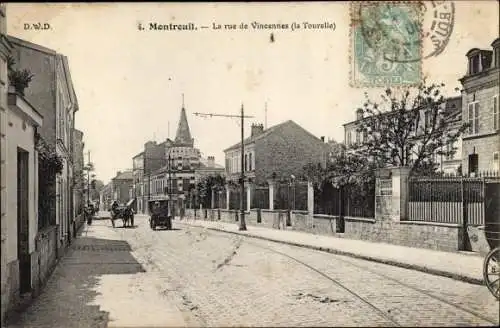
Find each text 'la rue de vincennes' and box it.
[138,21,336,32]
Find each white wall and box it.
[5,108,39,262]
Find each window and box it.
[346,130,352,145]
[469,55,480,74]
[468,102,480,134]
[445,142,456,160]
[249,153,253,171]
[424,110,432,130]
[355,131,360,144]
[494,96,499,131]
[244,154,248,171]
[493,152,499,171]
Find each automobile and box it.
[149,201,172,230]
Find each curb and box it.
[179,220,484,286]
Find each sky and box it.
[6,2,499,184]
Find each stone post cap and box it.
[390,166,412,176]
[267,179,275,186]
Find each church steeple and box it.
[174,94,194,147]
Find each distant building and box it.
[343,96,464,175]
[72,129,84,217]
[459,38,500,176]
[224,121,328,185]
[99,183,113,211]
[147,102,224,213]
[111,170,134,205]
[132,152,144,213]
[195,156,225,181]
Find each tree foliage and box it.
[303,143,375,189]
[7,55,35,96]
[351,82,468,176]
[36,133,64,228]
[196,174,226,207]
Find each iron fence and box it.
[274,182,308,211]
[252,187,269,209]
[408,176,500,225]
[314,182,375,218]
[228,188,247,210]
[213,189,226,209]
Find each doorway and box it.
[17,148,31,294]
[468,154,479,176]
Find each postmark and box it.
[350,2,422,87]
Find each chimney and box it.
[251,123,264,137]
[117,171,121,176]
[356,108,364,121]
[207,156,215,168]
[320,136,325,142]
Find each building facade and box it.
[99,183,113,211]
[132,152,144,213]
[459,38,500,176]
[9,36,79,253]
[343,96,464,175]
[1,6,43,323]
[224,121,328,185]
[111,171,134,205]
[72,129,84,218]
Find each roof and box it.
[59,55,79,112]
[198,158,224,170]
[8,35,57,56]
[132,151,144,159]
[343,96,462,127]
[224,120,322,152]
[113,171,133,180]
[174,107,193,146]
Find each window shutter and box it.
[474,103,480,134]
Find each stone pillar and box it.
[391,167,411,221]
[210,188,215,209]
[375,167,411,222]
[246,184,252,212]
[268,180,275,210]
[226,186,230,210]
[307,181,314,227]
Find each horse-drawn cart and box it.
[110,199,135,228]
[483,183,499,300]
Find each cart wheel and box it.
[483,247,500,300]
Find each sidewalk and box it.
[178,218,485,285]
[6,216,192,328]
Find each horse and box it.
[110,206,134,228]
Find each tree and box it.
[303,143,376,189]
[196,174,226,208]
[352,82,468,176]
[36,133,64,228]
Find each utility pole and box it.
[194,104,254,231]
[86,150,91,205]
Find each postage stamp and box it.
[350,1,423,88]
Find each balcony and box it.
[8,86,43,128]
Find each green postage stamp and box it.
[350,1,423,88]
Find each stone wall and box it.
[467,225,491,255]
[35,225,58,290]
[343,218,463,252]
[185,206,468,253]
[1,259,19,326]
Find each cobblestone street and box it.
[7,214,500,327]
